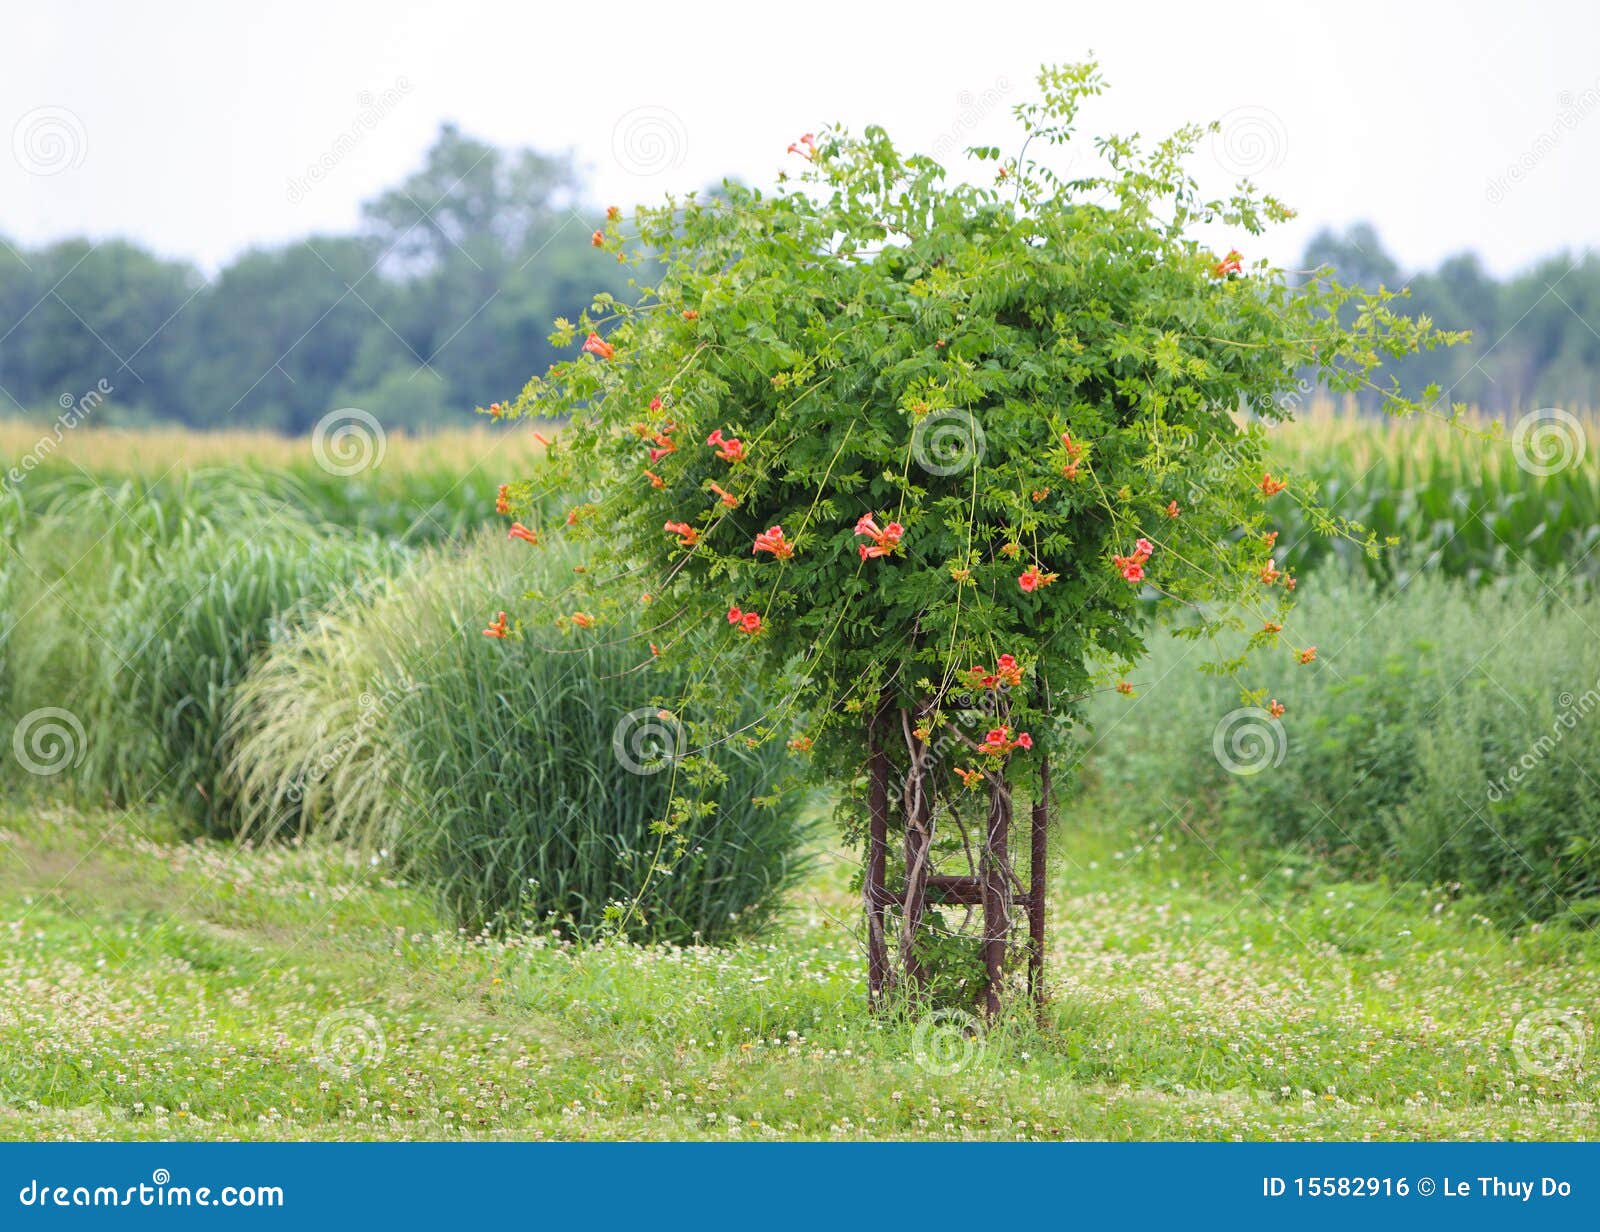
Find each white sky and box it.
[5,0,1598,278]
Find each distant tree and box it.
[1299,227,1599,413]
[358,123,633,419]
[361,123,582,272]
[332,366,453,433]
[177,237,382,431]
[2,240,199,416]
[4,140,1582,431]
[1301,222,1403,291]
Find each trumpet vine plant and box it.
[489,62,1461,1008]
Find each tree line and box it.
[1,129,1594,430]
[1305,223,1598,413]
[0,125,631,432]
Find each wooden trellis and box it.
[864,696,1050,1016]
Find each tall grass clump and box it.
[1078,569,1600,924]
[88,515,392,828]
[0,473,320,760]
[229,533,813,944]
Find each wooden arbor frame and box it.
[864,695,1050,1016]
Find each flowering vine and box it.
[479,60,1461,993]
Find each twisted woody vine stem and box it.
[482,61,1462,1000]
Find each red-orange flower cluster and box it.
[706,428,744,462]
[581,332,614,360]
[965,653,1023,690]
[1018,564,1058,593]
[752,526,795,560]
[1060,431,1086,481]
[1213,249,1243,278]
[664,520,699,547]
[495,484,511,515]
[644,421,677,463]
[1260,473,1287,496]
[786,133,816,160]
[978,725,1033,756]
[726,605,762,634]
[508,522,538,545]
[854,514,904,560]
[482,611,508,639]
[1113,537,1155,583]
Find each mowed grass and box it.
[1,798,1595,1142]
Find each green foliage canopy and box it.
[503,64,1458,802]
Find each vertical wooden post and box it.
[981,777,1012,1017]
[899,738,933,994]
[1028,752,1050,1004]
[866,694,891,1009]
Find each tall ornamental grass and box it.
[229,533,813,943]
[1,476,311,764]
[92,516,391,827]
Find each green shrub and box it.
[229,533,813,943]
[1079,570,1600,923]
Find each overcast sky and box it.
[6,0,1597,278]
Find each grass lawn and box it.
[0,795,1595,1141]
